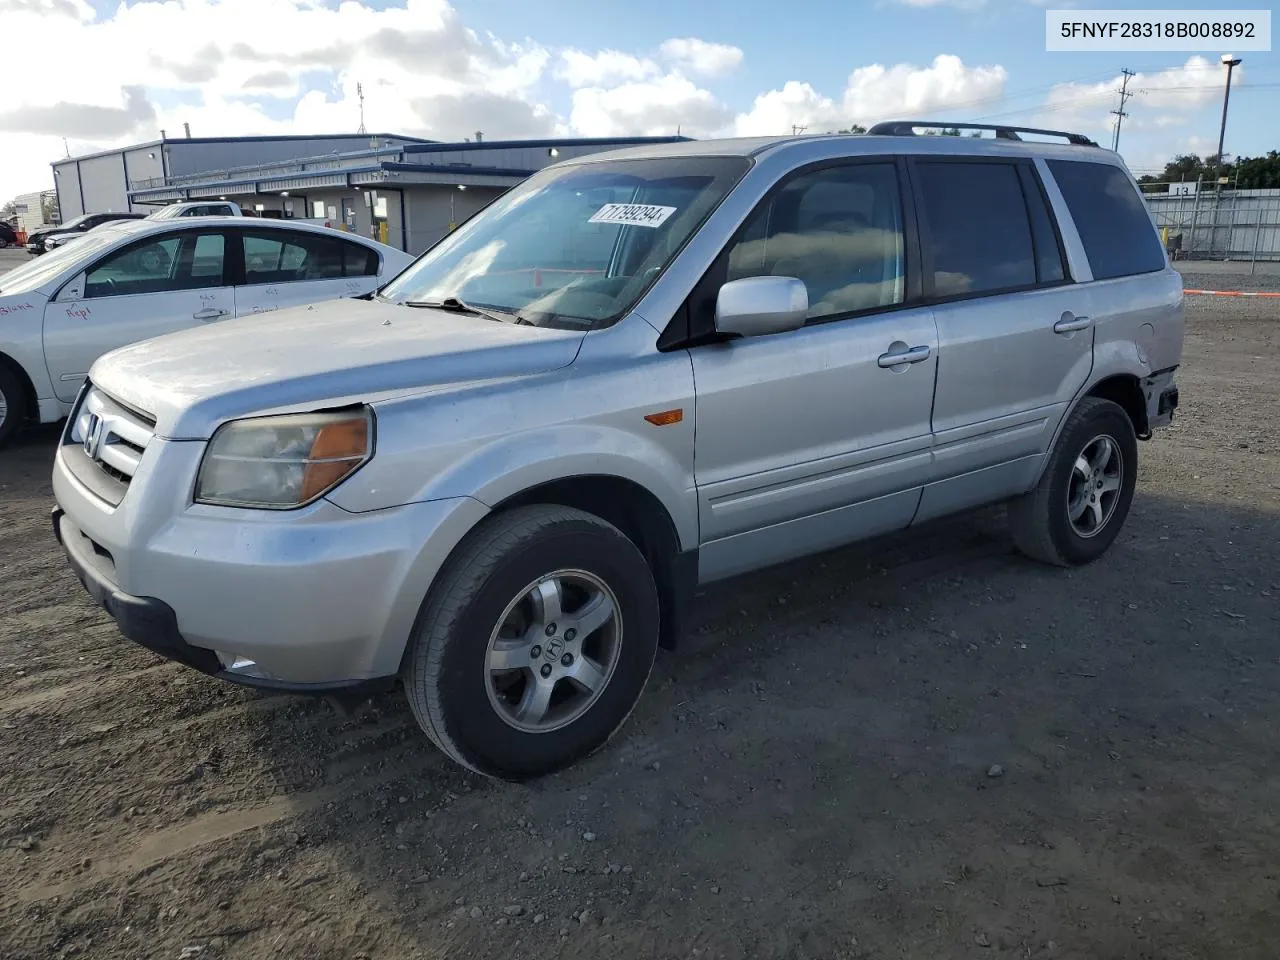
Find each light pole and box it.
[1213,54,1242,191]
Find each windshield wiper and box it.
[403,296,531,325]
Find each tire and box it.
[1008,396,1138,567]
[0,364,29,449]
[404,504,661,780]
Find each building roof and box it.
[108,134,696,203]
[52,133,433,166]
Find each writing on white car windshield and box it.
[378,156,750,330]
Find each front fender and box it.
[328,422,699,552]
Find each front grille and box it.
[63,384,157,506]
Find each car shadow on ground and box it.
[220,490,1280,960]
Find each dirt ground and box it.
[1,267,1278,960]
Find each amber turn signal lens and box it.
[300,416,371,501]
[643,408,683,426]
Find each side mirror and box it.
[714,276,808,338]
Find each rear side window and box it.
[1018,167,1067,284]
[242,230,344,283]
[913,161,1036,298]
[1046,159,1164,280]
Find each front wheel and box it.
[0,365,29,449]
[1008,396,1138,566]
[403,505,660,779]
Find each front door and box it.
[687,160,940,581]
[43,229,231,401]
[906,157,1093,523]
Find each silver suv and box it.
[51,123,1183,779]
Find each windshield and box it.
[379,156,750,329]
[51,214,91,232]
[0,229,123,294]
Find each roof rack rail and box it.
[865,121,1099,148]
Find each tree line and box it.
[1137,152,1280,191]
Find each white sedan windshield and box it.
[379,156,750,330]
[0,231,123,294]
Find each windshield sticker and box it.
[588,203,677,229]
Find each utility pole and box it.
[791,124,808,136]
[1213,55,1242,192]
[1110,68,1136,152]
[356,82,367,136]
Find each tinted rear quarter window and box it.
[913,161,1036,298]
[1046,159,1164,281]
[343,241,379,277]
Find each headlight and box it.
[195,408,373,509]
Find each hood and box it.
[89,297,586,439]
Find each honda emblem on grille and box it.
[83,414,104,460]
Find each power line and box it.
[1111,68,1136,151]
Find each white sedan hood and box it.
[89,297,586,439]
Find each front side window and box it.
[914,161,1037,298]
[1046,159,1165,281]
[378,156,750,329]
[723,162,905,319]
[84,231,226,298]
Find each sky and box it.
[0,0,1276,198]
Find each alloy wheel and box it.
[1067,434,1123,538]
[484,569,622,733]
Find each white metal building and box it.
[52,133,690,255]
[10,190,56,234]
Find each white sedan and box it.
[0,217,415,447]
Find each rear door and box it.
[231,228,381,316]
[907,156,1093,523]
[42,228,232,401]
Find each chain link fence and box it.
[1144,185,1280,271]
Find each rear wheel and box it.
[1008,396,1138,566]
[403,505,660,779]
[0,365,29,449]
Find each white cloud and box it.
[735,55,1007,135]
[0,0,561,194]
[1036,57,1227,141]
[570,74,732,138]
[658,38,744,77]
[556,49,658,89]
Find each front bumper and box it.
[52,435,490,692]
[53,505,395,699]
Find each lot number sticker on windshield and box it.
[588,203,677,228]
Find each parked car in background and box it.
[0,216,414,446]
[146,201,244,220]
[0,221,18,248]
[25,212,146,255]
[46,122,1184,781]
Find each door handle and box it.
[193,307,228,321]
[877,344,932,368]
[1053,313,1092,334]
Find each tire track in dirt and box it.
[0,663,173,717]
[10,725,427,905]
